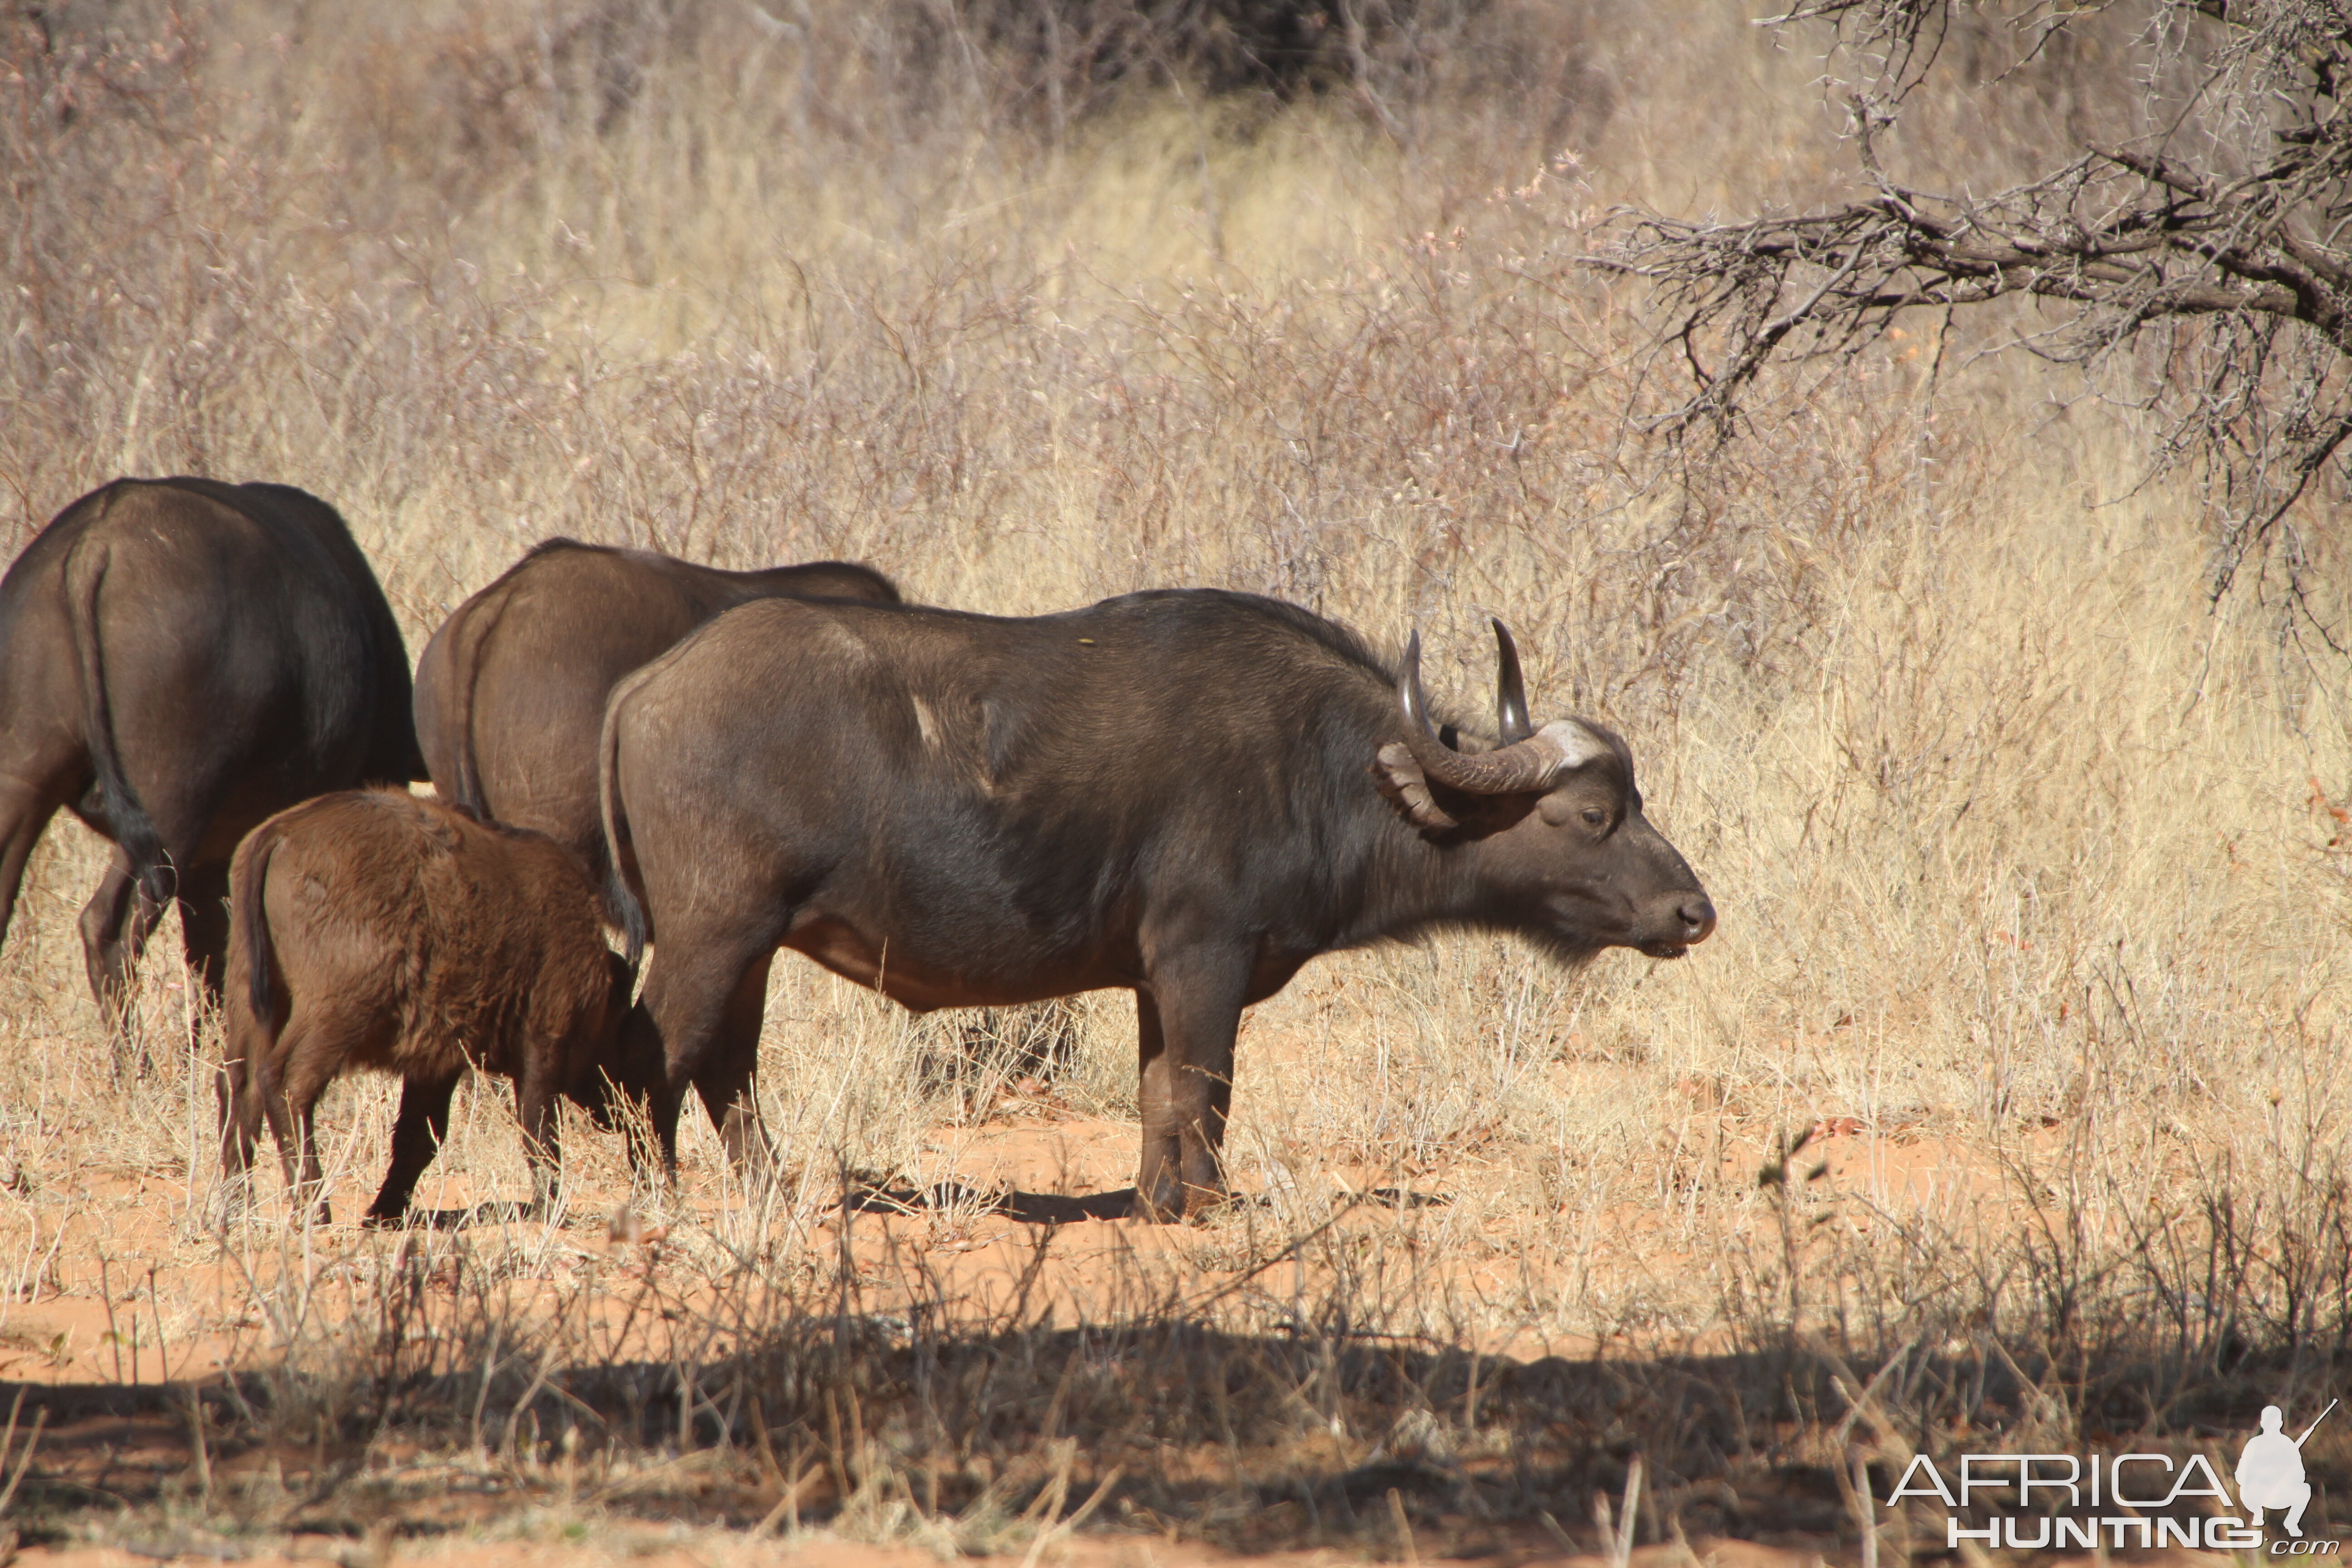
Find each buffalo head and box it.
[1375,622,1716,961]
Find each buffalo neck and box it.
[1346,801,1512,950]
[1315,691,1508,953]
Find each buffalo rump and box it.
[0,478,422,1014]
[412,538,899,902]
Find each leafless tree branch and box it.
[1592,0,2352,616]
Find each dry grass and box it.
[1,0,2350,1560]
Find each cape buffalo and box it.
[0,478,424,1015]
[599,589,1715,1220]
[222,790,632,1225]
[412,539,899,898]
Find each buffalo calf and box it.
[223,790,630,1225]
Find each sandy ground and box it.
[0,1102,2048,1388]
[0,1083,2162,1568]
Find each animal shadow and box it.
[835,1177,1449,1225]
[838,1178,1137,1225]
[364,1200,541,1231]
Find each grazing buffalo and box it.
[600,589,1716,1219]
[0,478,423,1014]
[412,539,899,897]
[222,790,632,1225]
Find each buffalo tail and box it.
[597,677,649,974]
[442,572,520,821]
[63,534,173,910]
[229,815,285,1024]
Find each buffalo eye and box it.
[1580,807,1607,828]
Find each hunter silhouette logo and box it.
[1886,1395,2341,1552]
[2239,1401,2334,1538]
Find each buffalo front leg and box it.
[366,1074,460,1225]
[1134,992,1181,1219]
[1132,962,1246,1222]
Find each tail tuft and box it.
[607,863,647,974]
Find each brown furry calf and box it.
[222,789,632,1225]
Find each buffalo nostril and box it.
[1680,899,1717,942]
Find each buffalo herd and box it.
[0,475,1715,1224]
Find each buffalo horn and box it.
[1493,618,1534,745]
[1398,631,1599,795]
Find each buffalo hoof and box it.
[1129,1191,1183,1224]
[1129,1185,1232,1224]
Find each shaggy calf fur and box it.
[222,790,631,1224]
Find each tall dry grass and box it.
[0,0,2349,1554]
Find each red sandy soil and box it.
[0,1059,2133,1568]
[0,1106,2049,1387]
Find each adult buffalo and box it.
[600,589,1716,1220]
[0,478,423,1013]
[412,539,900,897]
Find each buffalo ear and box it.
[1372,742,1460,833]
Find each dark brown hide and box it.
[222,790,630,1223]
[600,591,1715,1219]
[412,539,899,902]
[0,478,423,1013]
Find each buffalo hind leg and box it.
[174,861,233,1002]
[511,1047,565,1218]
[1132,960,1246,1222]
[218,919,287,1226]
[83,772,236,1050]
[109,861,231,1083]
[0,776,62,965]
[629,933,779,1184]
[78,857,157,1054]
[217,1052,260,1225]
[277,1046,344,1227]
[366,1074,460,1226]
[270,1001,384,1226]
[1134,992,1179,1218]
[691,951,776,1185]
[84,858,233,1022]
[250,1045,309,1219]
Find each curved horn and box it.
[1493,618,1534,745]
[1397,631,1572,795]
